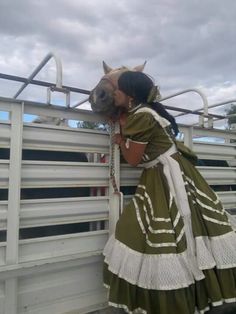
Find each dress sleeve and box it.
[122,112,156,143]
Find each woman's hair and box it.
[118,71,179,136]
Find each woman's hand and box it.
[113,133,124,145]
[113,133,147,167]
[119,113,127,127]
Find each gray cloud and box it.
[0,0,236,125]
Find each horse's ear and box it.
[133,61,147,72]
[103,61,113,74]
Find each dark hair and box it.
[118,71,179,136]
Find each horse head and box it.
[89,61,146,118]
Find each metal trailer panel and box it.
[0,99,235,314]
[0,99,110,314]
[0,196,109,229]
[18,231,107,263]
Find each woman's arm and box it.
[114,133,146,167]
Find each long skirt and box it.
[103,153,236,314]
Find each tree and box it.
[226,104,236,130]
[77,120,109,131]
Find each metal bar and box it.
[193,112,236,126]
[0,73,90,95]
[206,99,236,110]
[176,99,236,118]
[71,97,90,108]
[160,88,209,115]
[183,127,193,150]
[4,102,23,314]
[13,52,63,99]
[6,103,23,263]
[164,104,224,119]
[226,113,236,118]
[0,73,225,119]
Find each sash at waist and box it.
[142,144,177,169]
[142,143,190,219]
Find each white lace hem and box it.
[196,231,236,269]
[104,232,236,290]
[106,286,236,314]
[227,212,236,231]
[200,231,236,269]
[104,235,203,290]
[109,301,147,314]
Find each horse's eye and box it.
[98,90,106,99]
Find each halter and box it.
[100,76,118,91]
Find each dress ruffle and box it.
[104,232,236,291]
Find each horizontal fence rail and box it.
[0,98,235,314]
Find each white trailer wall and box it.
[0,98,110,314]
[0,98,235,314]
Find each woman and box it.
[103,71,236,314]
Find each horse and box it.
[89,61,147,118]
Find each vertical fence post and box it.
[5,102,23,314]
[184,126,193,150]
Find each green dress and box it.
[103,105,236,314]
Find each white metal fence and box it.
[0,97,235,314]
[0,98,110,314]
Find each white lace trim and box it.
[146,238,177,248]
[173,211,181,228]
[189,187,220,206]
[202,214,230,226]
[148,227,175,234]
[142,153,150,161]
[193,198,225,215]
[104,232,236,290]
[108,293,236,314]
[195,298,236,314]
[135,186,171,222]
[183,174,220,205]
[196,232,236,269]
[169,192,174,208]
[195,306,210,314]
[176,227,185,243]
[136,188,157,221]
[127,139,148,145]
[134,107,170,128]
[132,198,177,248]
[133,198,146,234]
[143,204,150,225]
[225,297,236,303]
[209,232,236,269]
[104,235,203,290]
[227,212,236,231]
[109,301,147,314]
[132,193,174,229]
[107,284,236,314]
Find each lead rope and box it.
[109,121,123,216]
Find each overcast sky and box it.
[0,0,235,126]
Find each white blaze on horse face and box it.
[90,61,148,115]
[92,90,97,104]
